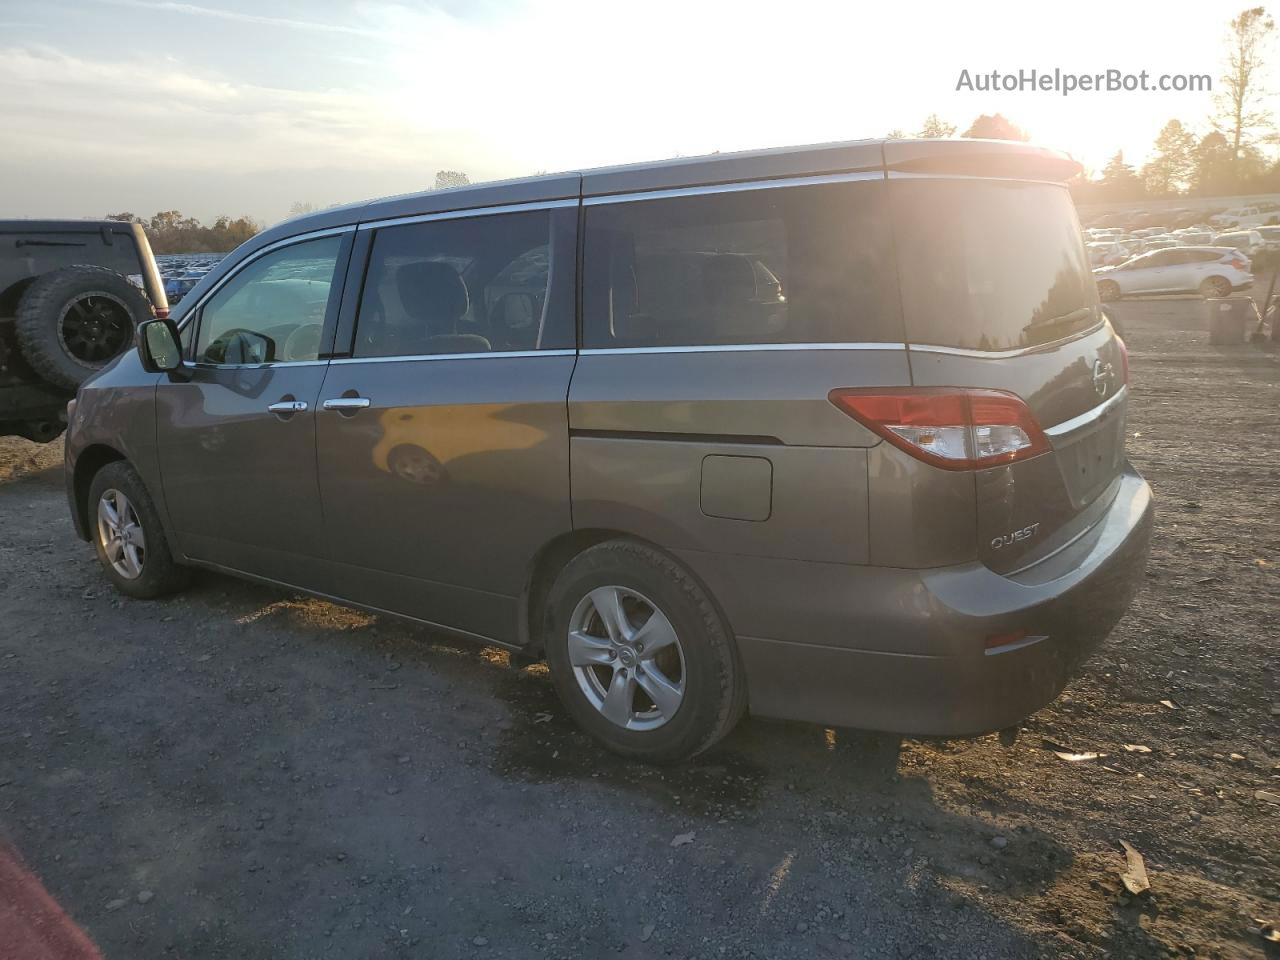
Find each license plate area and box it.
[1056,414,1125,507]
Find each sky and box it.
[0,0,1271,225]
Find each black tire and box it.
[87,461,188,599]
[1199,275,1231,299]
[544,539,746,763]
[15,266,151,391]
[1097,279,1121,303]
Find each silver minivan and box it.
[65,138,1153,762]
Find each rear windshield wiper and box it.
[1025,306,1094,330]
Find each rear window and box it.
[581,180,903,348]
[892,180,1098,351]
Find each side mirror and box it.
[138,319,183,373]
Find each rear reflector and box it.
[985,630,1027,650]
[829,388,1050,471]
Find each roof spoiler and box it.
[882,139,1082,182]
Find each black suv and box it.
[0,220,168,442]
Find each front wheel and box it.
[88,461,189,599]
[544,540,745,763]
[1199,275,1231,299]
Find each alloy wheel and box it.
[567,585,686,731]
[58,292,133,366]
[96,488,146,579]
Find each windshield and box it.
[892,179,1097,351]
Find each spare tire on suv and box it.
[15,265,152,390]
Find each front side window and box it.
[581,181,903,349]
[194,236,342,364]
[352,208,574,358]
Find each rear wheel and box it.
[544,540,745,763]
[88,461,188,599]
[1199,275,1231,299]
[1097,279,1121,302]
[15,266,152,390]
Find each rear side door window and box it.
[350,208,574,357]
[581,180,903,349]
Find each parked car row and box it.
[1084,201,1280,233]
[1085,223,1273,262]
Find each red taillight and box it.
[828,388,1050,471]
[1114,335,1130,385]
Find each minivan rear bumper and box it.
[686,465,1153,736]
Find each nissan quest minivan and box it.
[65,138,1153,762]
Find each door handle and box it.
[267,400,308,414]
[322,397,371,412]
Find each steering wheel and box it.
[205,328,275,365]
[282,324,322,362]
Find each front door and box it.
[315,205,578,643]
[156,232,350,587]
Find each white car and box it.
[1086,240,1128,267]
[1213,230,1264,257]
[1177,231,1215,246]
[1212,207,1272,229]
[1094,246,1253,301]
[1254,225,1280,251]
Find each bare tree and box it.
[884,129,907,140]
[1214,7,1275,184]
[434,170,471,190]
[961,114,1030,141]
[917,114,956,138]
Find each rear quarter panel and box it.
[568,348,911,565]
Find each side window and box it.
[1146,251,1179,267]
[195,236,343,364]
[582,181,902,348]
[352,208,574,358]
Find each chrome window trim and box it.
[187,359,330,371]
[330,349,576,365]
[175,225,356,331]
[579,342,907,356]
[583,170,885,206]
[1044,385,1128,438]
[357,198,579,232]
[907,319,1107,360]
[885,171,1070,187]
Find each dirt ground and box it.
[0,299,1277,960]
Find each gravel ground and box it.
[0,298,1277,960]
